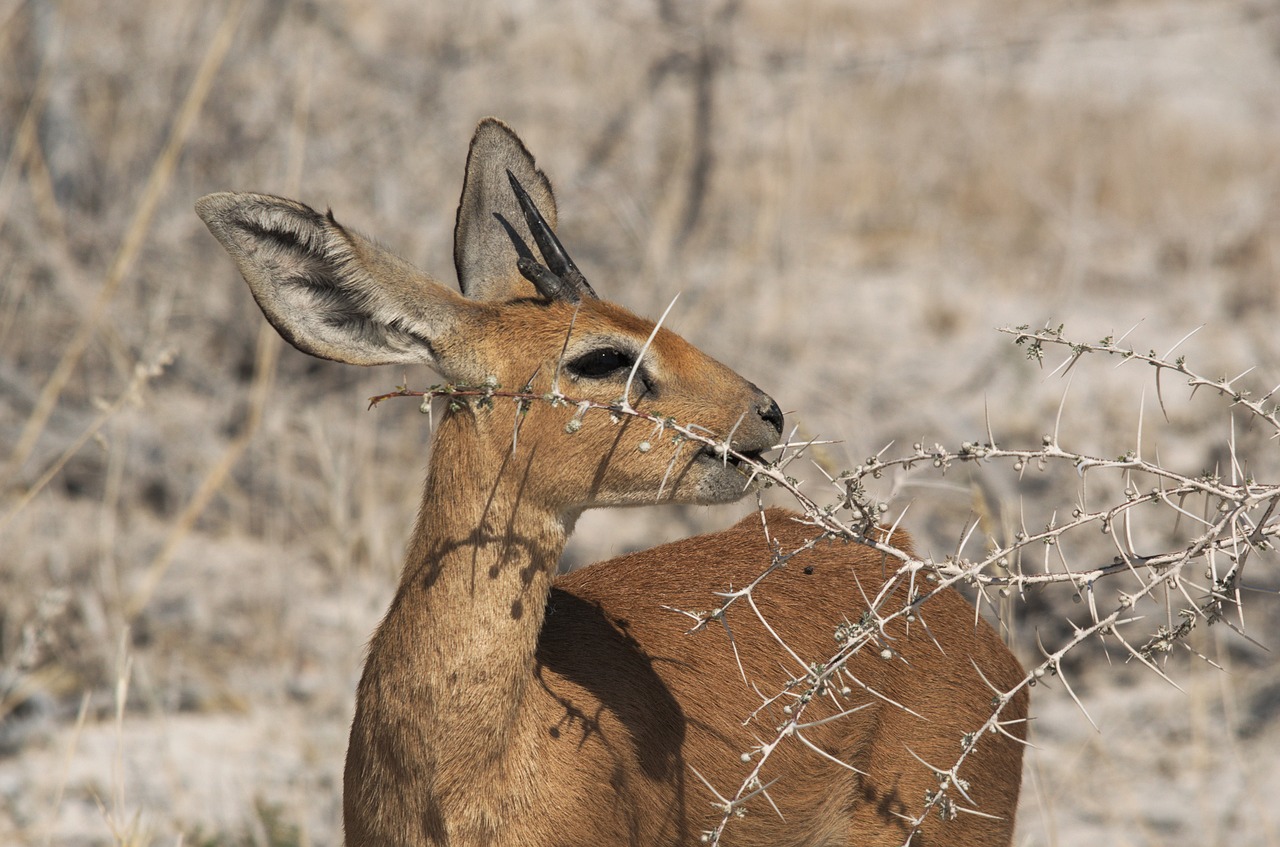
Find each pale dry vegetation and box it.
[1,0,1279,844]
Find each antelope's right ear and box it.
[196,192,469,370]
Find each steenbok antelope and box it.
[197,118,1027,847]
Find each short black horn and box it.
[516,256,576,302]
[506,169,597,300]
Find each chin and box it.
[686,458,759,504]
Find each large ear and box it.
[196,192,468,369]
[453,118,556,301]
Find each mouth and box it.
[685,443,774,503]
[698,445,767,471]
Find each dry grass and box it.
[1,0,1278,843]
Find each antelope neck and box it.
[382,410,568,746]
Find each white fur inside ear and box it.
[197,192,463,370]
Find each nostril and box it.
[758,397,784,436]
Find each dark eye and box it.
[567,348,634,379]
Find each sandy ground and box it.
[2,0,1278,844]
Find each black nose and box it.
[758,396,784,436]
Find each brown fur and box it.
[196,118,1026,847]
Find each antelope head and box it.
[196,119,783,518]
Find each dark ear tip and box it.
[476,116,510,131]
[474,116,520,142]
[471,119,532,164]
[195,192,237,224]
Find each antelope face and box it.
[464,294,784,510]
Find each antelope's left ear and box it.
[453,118,557,302]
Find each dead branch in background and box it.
[0,0,247,487]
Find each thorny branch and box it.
[373,325,1279,846]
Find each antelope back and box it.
[197,119,784,511]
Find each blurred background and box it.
[2,0,1279,843]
